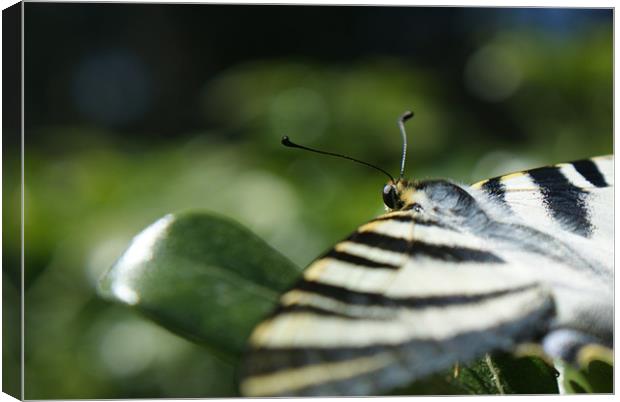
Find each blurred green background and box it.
[4,4,612,398]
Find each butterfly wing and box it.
[239,210,556,396]
[472,155,613,242]
[471,155,614,344]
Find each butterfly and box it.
[239,112,613,396]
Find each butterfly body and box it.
[240,155,613,396]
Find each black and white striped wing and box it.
[473,155,613,242]
[472,155,613,286]
[471,155,613,343]
[239,211,556,396]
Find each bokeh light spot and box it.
[98,319,185,377]
[464,44,523,102]
[234,171,299,235]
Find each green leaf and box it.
[98,212,300,364]
[455,353,558,394]
[487,353,559,394]
[389,352,559,395]
[563,345,613,394]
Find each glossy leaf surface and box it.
[99,212,301,363]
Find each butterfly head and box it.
[381,179,426,213]
[382,180,410,210]
[383,178,484,228]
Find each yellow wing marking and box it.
[304,259,330,281]
[240,352,394,396]
[472,172,527,189]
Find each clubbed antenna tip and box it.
[398,110,414,179]
[400,111,414,123]
[281,136,293,146]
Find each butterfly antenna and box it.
[398,110,414,179]
[281,136,395,182]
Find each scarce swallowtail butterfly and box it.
[239,111,613,396]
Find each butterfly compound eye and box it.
[382,184,399,209]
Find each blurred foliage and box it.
[11,4,612,399]
[562,345,613,393]
[3,120,21,398]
